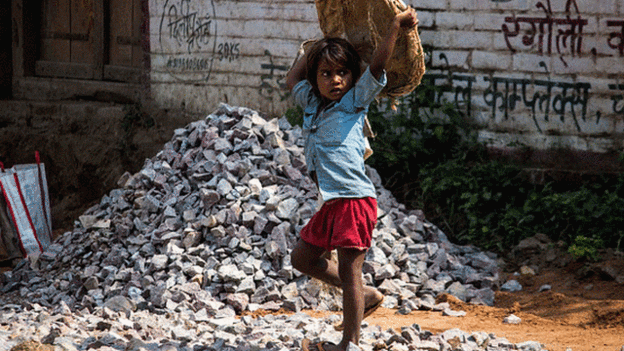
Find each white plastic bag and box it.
[0,152,52,258]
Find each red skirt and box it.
[300,197,377,251]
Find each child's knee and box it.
[290,251,305,272]
[290,245,311,272]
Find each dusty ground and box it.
[7,262,624,351]
[294,255,624,351]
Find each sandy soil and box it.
[295,262,624,351]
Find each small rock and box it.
[442,308,466,317]
[503,314,522,324]
[103,295,136,314]
[501,280,522,292]
[519,265,536,276]
[538,284,551,292]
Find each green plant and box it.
[284,105,303,127]
[415,157,531,251]
[568,235,602,261]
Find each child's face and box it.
[316,59,353,102]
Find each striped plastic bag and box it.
[0,152,52,259]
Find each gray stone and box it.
[471,288,495,306]
[276,198,299,220]
[84,277,99,290]
[200,188,221,208]
[0,104,536,351]
[411,340,440,351]
[226,293,249,313]
[516,341,544,351]
[442,308,467,317]
[501,279,522,292]
[104,295,136,313]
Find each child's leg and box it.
[291,239,342,287]
[291,240,383,306]
[335,247,367,349]
[291,240,383,351]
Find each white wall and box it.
[149,0,320,116]
[149,0,624,154]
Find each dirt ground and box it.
[295,256,624,351]
[7,263,624,351]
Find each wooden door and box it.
[105,0,143,82]
[36,0,142,82]
[37,0,102,79]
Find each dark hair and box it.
[306,37,363,98]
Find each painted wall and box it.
[149,0,319,116]
[149,0,624,157]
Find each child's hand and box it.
[395,7,418,29]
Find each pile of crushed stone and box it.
[1,104,549,351]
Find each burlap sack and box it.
[316,0,426,101]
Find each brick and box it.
[582,137,616,153]
[436,12,474,30]
[420,30,448,48]
[584,0,617,15]
[430,50,470,68]
[472,75,491,91]
[577,118,613,137]
[551,56,597,75]
[474,14,506,31]
[579,15,599,34]
[595,57,624,75]
[473,111,490,127]
[591,32,616,56]
[579,97,616,133]
[219,2,317,21]
[423,30,489,50]
[607,82,624,108]
[492,0,531,11]
[449,30,493,49]
[472,51,512,70]
[615,118,624,137]
[448,0,487,11]
[492,32,515,52]
[412,0,448,11]
[512,53,553,72]
[417,10,436,28]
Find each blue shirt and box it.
[292,67,387,201]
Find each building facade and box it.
[5,0,624,171]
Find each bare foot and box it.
[363,287,384,311]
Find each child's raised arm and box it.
[369,7,419,80]
[286,50,309,91]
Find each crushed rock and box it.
[1,104,549,350]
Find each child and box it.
[286,7,419,351]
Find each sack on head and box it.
[315,0,426,101]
